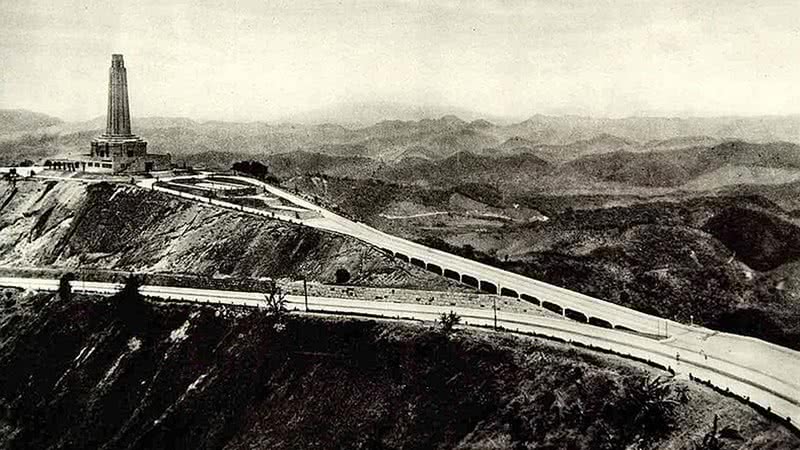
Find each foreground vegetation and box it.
[0,289,797,449]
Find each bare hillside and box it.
[0,180,453,290]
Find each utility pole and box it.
[493,296,497,331]
[78,254,85,292]
[303,277,309,312]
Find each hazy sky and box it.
[1,0,799,122]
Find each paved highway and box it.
[2,275,798,430]
[140,175,698,336]
[139,174,800,389]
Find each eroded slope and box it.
[0,180,453,289]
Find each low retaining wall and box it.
[0,267,275,293]
[0,266,545,316]
[158,179,261,197]
[151,182,320,220]
[285,282,545,315]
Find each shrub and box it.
[261,283,290,332]
[693,415,725,450]
[623,376,688,444]
[3,290,15,308]
[231,160,279,183]
[335,268,351,284]
[439,311,461,336]
[264,284,288,317]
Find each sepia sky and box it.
[1,0,799,122]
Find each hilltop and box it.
[0,179,454,290]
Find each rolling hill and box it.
[0,109,62,134]
[5,108,800,198]
[4,108,800,167]
[564,141,800,188]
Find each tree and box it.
[262,283,290,332]
[439,310,461,336]
[335,268,351,284]
[623,376,688,445]
[231,160,278,183]
[114,274,147,330]
[263,284,288,318]
[118,274,144,301]
[58,272,77,301]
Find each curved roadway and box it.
[98,173,799,430]
[141,175,700,335]
[2,276,798,430]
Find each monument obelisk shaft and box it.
[106,54,132,136]
[88,54,170,173]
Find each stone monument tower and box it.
[47,54,170,173]
[106,54,132,136]
[90,54,148,166]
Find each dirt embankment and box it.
[0,180,456,290]
[0,290,797,450]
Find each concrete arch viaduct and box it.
[397,250,617,328]
[143,174,681,337]
[27,173,800,429]
[335,219,668,335]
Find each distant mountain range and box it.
[3,108,800,161]
[504,114,800,145]
[3,108,800,193]
[0,109,62,134]
[256,139,800,197]
[278,101,515,127]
